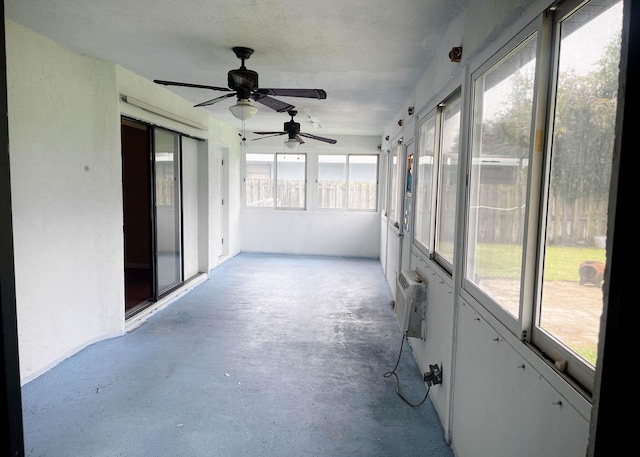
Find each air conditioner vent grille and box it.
[399,271,409,291]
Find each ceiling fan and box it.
[252,109,337,148]
[154,47,327,120]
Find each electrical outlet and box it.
[424,364,443,386]
[429,364,442,385]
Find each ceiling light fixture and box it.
[284,138,299,149]
[229,99,258,120]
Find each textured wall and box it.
[7,21,124,382]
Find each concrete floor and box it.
[21,253,454,457]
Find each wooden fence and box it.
[245,179,377,210]
[173,177,605,246]
[316,181,377,210]
[472,184,608,247]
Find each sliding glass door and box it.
[153,129,183,295]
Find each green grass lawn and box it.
[475,243,606,280]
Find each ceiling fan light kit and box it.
[229,99,258,120]
[284,138,299,149]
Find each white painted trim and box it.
[121,95,208,131]
[124,272,208,333]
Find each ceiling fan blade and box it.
[295,135,305,145]
[251,133,286,140]
[298,132,337,144]
[256,88,327,99]
[251,94,295,113]
[253,131,287,135]
[154,79,231,92]
[194,92,237,107]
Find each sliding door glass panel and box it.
[245,153,275,207]
[154,129,182,294]
[538,0,621,368]
[465,34,537,319]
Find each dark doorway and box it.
[121,118,153,314]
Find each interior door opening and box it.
[121,118,153,315]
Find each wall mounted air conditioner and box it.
[395,269,428,340]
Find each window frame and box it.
[530,0,621,392]
[316,153,347,210]
[380,150,389,217]
[387,141,403,226]
[243,151,307,210]
[433,91,462,273]
[412,89,462,275]
[458,0,622,395]
[346,154,379,212]
[315,153,380,212]
[461,22,541,339]
[275,152,307,210]
[413,109,438,258]
[243,152,276,208]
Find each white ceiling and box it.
[5,0,469,139]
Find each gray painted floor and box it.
[21,253,454,457]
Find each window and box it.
[348,155,378,211]
[317,154,346,209]
[534,0,621,388]
[276,153,306,209]
[245,153,275,207]
[465,33,537,320]
[461,0,622,393]
[413,91,461,271]
[244,152,306,209]
[380,151,389,216]
[414,115,436,253]
[388,144,401,225]
[435,94,461,269]
[317,154,379,211]
[245,152,376,211]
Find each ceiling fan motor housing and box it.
[228,69,259,96]
[286,121,301,135]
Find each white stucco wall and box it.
[240,134,381,258]
[7,22,244,383]
[451,299,589,457]
[205,119,244,268]
[242,210,380,257]
[6,21,125,382]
